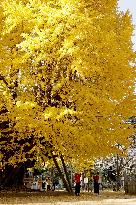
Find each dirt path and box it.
[45,198,136,205]
[1,198,136,205]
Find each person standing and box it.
[74,173,81,196]
[84,176,88,191]
[46,177,51,191]
[42,179,46,191]
[37,176,43,191]
[89,177,93,192]
[52,178,56,191]
[93,172,99,195]
[98,174,102,190]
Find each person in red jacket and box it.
[74,173,81,196]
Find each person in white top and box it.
[84,177,88,191]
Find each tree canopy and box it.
[0,0,135,169]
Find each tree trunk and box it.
[60,154,73,193]
[1,160,35,190]
[52,153,72,193]
[1,164,25,189]
[116,154,120,191]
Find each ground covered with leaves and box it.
[0,190,136,204]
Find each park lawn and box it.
[0,190,136,204]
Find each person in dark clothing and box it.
[52,179,58,191]
[75,182,81,196]
[74,173,81,196]
[46,177,51,191]
[52,181,55,191]
[93,172,99,195]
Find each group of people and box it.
[31,176,52,191]
[42,177,63,191]
[74,172,100,196]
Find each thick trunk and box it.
[1,160,35,190]
[1,164,25,189]
[52,153,72,193]
[60,154,73,193]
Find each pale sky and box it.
[118,0,136,51]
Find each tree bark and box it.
[60,154,73,193]
[116,154,120,191]
[51,153,72,193]
[1,164,25,189]
[1,160,35,190]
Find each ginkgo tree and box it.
[0,0,135,191]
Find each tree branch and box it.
[0,74,9,88]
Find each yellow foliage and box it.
[0,0,135,167]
